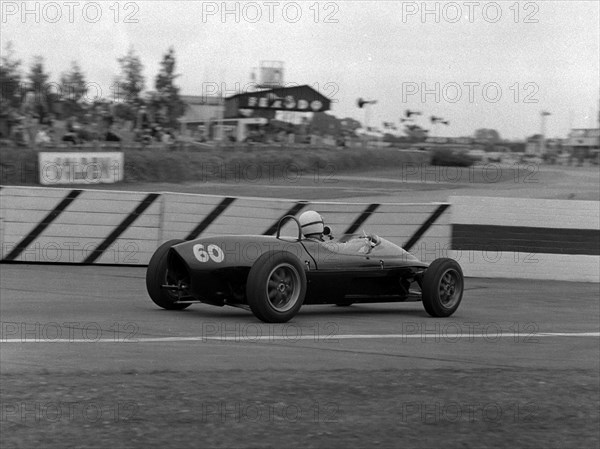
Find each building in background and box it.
[564,128,600,161]
[226,85,332,142]
[256,61,285,89]
[177,95,224,140]
[525,134,544,156]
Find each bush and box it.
[430,149,476,167]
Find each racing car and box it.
[146,214,464,323]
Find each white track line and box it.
[1,332,599,343]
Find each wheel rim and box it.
[165,269,179,301]
[164,268,189,301]
[438,268,462,308]
[265,263,301,312]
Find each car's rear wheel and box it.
[146,239,191,310]
[422,258,464,317]
[246,251,307,323]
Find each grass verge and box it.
[0,145,430,185]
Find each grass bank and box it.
[0,144,430,185]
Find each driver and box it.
[298,210,328,241]
[298,210,379,253]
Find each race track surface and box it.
[1,264,599,448]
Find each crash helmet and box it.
[298,210,324,238]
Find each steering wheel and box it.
[362,231,380,247]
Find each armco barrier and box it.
[0,186,450,265]
[0,186,161,265]
[2,187,598,282]
[449,196,600,282]
[160,192,450,262]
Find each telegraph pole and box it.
[357,98,377,148]
[540,111,551,156]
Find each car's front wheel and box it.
[422,258,464,317]
[246,251,307,323]
[146,239,191,310]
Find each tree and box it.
[473,128,501,144]
[60,61,87,103]
[153,47,185,127]
[24,55,51,121]
[402,124,429,142]
[340,117,362,132]
[310,112,341,136]
[0,41,22,112]
[27,55,50,94]
[115,47,145,105]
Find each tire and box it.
[246,251,307,323]
[422,258,464,317]
[146,239,191,310]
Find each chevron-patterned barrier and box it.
[0,186,450,265]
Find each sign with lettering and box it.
[38,152,124,185]
[224,85,331,116]
[244,93,325,112]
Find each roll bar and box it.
[276,215,303,241]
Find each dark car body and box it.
[166,234,428,306]
[147,216,464,322]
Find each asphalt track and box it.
[1,264,599,448]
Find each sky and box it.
[1,0,599,139]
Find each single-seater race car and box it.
[146,214,464,323]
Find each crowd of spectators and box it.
[1,94,179,149]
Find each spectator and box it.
[62,133,79,145]
[137,106,150,129]
[35,126,51,146]
[105,124,121,142]
[65,116,76,133]
[11,118,29,146]
[161,130,173,144]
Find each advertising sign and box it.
[243,93,325,112]
[38,152,124,185]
